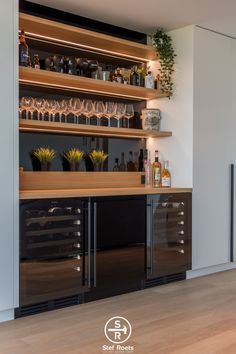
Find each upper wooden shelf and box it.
[19,13,157,62]
[19,67,168,101]
[19,119,172,139]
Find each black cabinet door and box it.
[147,193,192,278]
[20,198,88,306]
[86,196,146,301]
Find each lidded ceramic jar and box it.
[141,108,162,131]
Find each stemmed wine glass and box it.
[83,100,94,125]
[93,101,105,126]
[22,97,34,120]
[58,99,67,123]
[104,101,116,127]
[124,103,134,128]
[34,98,44,120]
[114,103,126,128]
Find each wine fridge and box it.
[19,198,88,313]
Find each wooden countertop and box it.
[19,187,192,200]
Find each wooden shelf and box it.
[19,67,167,101]
[19,13,157,62]
[19,119,172,139]
[20,187,193,200]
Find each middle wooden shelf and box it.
[19,66,168,101]
[19,119,172,139]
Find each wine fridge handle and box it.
[230,164,234,262]
[93,202,97,287]
[88,201,91,288]
[147,199,153,275]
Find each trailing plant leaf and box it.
[151,29,176,98]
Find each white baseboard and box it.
[187,262,236,279]
[0,309,14,323]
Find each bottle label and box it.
[153,167,161,187]
[162,176,171,187]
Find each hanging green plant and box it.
[151,29,176,98]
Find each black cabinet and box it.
[86,196,146,301]
[18,196,146,314]
[146,193,192,279]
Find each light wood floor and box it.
[1,270,236,354]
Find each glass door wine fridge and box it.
[19,198,88,312]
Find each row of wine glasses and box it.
[19,97,135,128]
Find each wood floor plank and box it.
[1,270,236,353]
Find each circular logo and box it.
[104,316,132,344]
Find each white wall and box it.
[0,0,18,321]
[192,27,235,269]
[147,26,194,188]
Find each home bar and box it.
[1,0,236,353]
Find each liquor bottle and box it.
[119,152,126,171]
[134,151,139,171]
[19,30,28,67]
[161,160,171,187]
[127,151,136,171]
[145,71,155,89]
[130,66,140,86]
[113,158,119,171]
[155,74,161,90]
[138,149,144,172]
[116,67,124,84]
[144,149,152,186]
[32,54,40,69]
[152,150,162,188]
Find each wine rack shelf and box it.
[19,13,157,62]
[19,67,167,101]
[19,119,172,139]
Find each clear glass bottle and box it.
[32,54,40,69]
[19,29,28,67]
[145,71,155,89]
[161,160,171,187]
[116,67,124,84]
[130,66,140,86]
[113,158,119,171]
[127,151,136,171]
[152,150,162,188]
[144,149,152,186]
[119,152,126,171]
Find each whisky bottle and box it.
[161,160,171,187]
[19,30,28,67]
[152,150,161,188]
[127,151,136,171]
[144,149,152,186]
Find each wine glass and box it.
[22,97,34,120]
[34,98,44,120]
[124,103,134,128]
[48,99,58,122]
[94,101,105,126]
[114,103,126,128]
[40,99,50,121]
[72,98,83,124]
[104,101,116,127]
[58,99,67,123]
[83,100,94,125]
[19,97,27,119]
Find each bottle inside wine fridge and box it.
[161,160,171,187]
[19,29,28,67]
[152,150,162,188]
[113,158,119,171]
[138,149,144,172]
